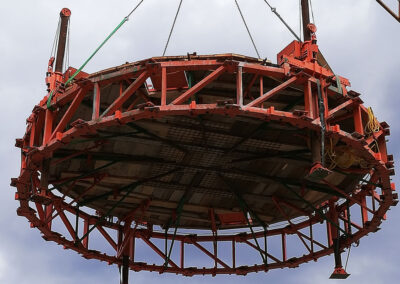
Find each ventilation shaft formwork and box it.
[12,6,397,281]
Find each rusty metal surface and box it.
[13,44,395,276]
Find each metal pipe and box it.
[120,255,129,284]
[55,8,71,73]
[333,239,343,268]
[301,0,311,41]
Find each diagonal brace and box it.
[245,76,298,108]
[101,70,150,117]
[170,65,227,105]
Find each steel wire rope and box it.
[309,0,315,24]
[63,16,71,73]
[262,0,301,41]
[47,0,145,109]
[344,245,351,271]
[234,0,261,58]
[162,0,184,56]
[50,18,61,58]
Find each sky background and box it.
[0,0,399,283]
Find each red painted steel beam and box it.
[243,74,258,99]
[297,230,327,250]
[139,236,179,268]
[304,79,314,118]
[50,87,87,141]
[83,219,89,249]
[97,226,118,251]
[326,99,356,120]
[243,240,281,264]
[92,83,101,120]
[338,215,363,231]
[117,201,151,259]
[101,70,150,117]
[35,202,45,221]
[180,240,184,268]
[170,65,227,105]
[161,67,167,105]
[272,197,312,254]
[42,110,54,145]
[117,228,134,260]
[191,241,230,269]
[242,63,286,78]
[160,59,223,71]
[323,180,374,214]
[245,76,298,108]
[56,207,78,241]
[47,81,91,109]
[236,66,243,105]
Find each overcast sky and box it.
[0,0,399,283]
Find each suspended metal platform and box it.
[12,5,397,281]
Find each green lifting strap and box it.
[47,0,145,109]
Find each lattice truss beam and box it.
[13,44,397,275]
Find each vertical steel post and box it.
[29,120,37,147]
[232,239,236,269]
[83,219,89,249]
[281,233,287,261]
[301,0,311,41]
[120,255,129,284]
[161,67,167,105]
[130,237,135,263]
[301,0,324,171]
[353,105,364,135]
[55,8,71,73]
[329,199,349,279]
[236,66,243,106]
[92,83,101,120]
[43,110,54,145]
[361,194,369,225]
[180,240,184,268]
[304,80,314,118]
[333,239,342,268]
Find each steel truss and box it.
[13,40,396,276]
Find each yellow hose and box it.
[365,107,380,134]
[325,138,366,169]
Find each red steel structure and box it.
[12,5,397,283]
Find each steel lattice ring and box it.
[13,54,396,276]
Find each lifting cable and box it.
[309,0,315,24]
[63,17,71,74]
[234,0,261,59]
[163,0,184,56]
[344,245,351,271]
[263,0,301,41]
[47,0,145,109]
[50,18,61,58]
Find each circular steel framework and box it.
[13,41,397,277]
